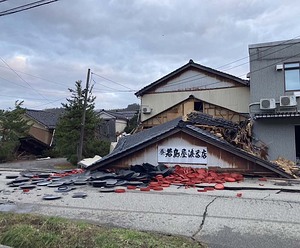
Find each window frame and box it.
[284,62,300,92]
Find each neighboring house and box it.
[112,110,138,120]
[98,110,129,142]
[21,109,63,154]
[135,59,250,129]
[90,113,291,178]
[248,39,300,163]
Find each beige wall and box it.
[140,87,250,122]
[141,99,246,128]
[25,117,53,145]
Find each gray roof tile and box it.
[26,109,63,129]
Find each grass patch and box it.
[0,213,205,248]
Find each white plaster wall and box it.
[115,119,127,133]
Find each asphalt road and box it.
[0,158,70,171]
[0,161,300,248]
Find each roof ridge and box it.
[135,59,249,96]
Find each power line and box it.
[159,50,300,92]
[246,50,300,77]
[217,35,300,71]
[159,37,300,89]
[30,97,66,108]
[92,78,136,93]
[0,0,58,17]
[92,72,134,90]
[0,64,66,86]
[0,94,54,100]
[0,56,53,106]
[0,75,31,90]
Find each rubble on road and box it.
[3,163,300,203]
[271,157,300,178]
[2,164,244,197]
[78,155,102,168]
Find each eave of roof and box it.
[254,112,300,119]
[135,59,249,97]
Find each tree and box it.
[0,101,30,162]
[124,103,139,111]
[55,80,109,164]
[124,113,139,134]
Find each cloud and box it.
[0,0,300,110]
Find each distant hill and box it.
[46,103,140,120]
[110,103,140,112]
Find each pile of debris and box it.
[148,165,244,188]
[186,112,268,159]
[271,157,300,178]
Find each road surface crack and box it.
[192,197,217,239]
[262,194,270,199]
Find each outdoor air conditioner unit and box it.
[260,98,276,110]
[142,106,152,114]
[280,95,297,107]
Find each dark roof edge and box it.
[89,128,181,171]
[135,59,249,97]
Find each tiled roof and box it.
[187,112,239,129]
[25,109,64,129]
[89,114,292,178]
[89,117,182,170]
[98,109,131,120]
[135,59,249,97]
[111,110,138,120]
[115,117,181,152]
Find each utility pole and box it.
[78,68,90,162]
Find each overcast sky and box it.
[1,0,300,111]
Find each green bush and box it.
[0,141,18,162]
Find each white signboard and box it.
[158,146,207,164]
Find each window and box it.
[285,63,300,91]
[194,101,203,112]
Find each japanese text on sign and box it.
[157,146,207,164]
